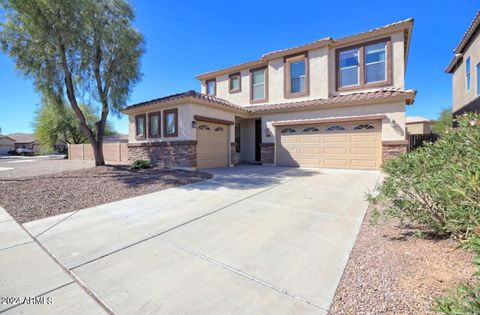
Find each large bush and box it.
[434,235,480,314]
[371,113,480,239]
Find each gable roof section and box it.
[196,18,414,80]
[0,135,16,142]
[446,11,480,73]
[123,89,416,115]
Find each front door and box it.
[255,120,262,162]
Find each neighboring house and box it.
[104,134,129,143]
[446,11,480,117]
[0,136,15,155]
[405,116,433,134]
[8,133,42,154]
[123,19,416,170]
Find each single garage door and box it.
[0,144,12,155]
[196,122,229,169]
[277,121,382,170]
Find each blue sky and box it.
[0,0,478,134]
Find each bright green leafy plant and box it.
[129,160,151,171]
[370,113,480,239]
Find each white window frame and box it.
[339,48,360,87]
[466,56,471,92]
[365,42,387,84]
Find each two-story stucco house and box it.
[123,19,416,170]
[446,11,480,117]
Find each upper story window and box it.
[466,57,471,92]
[163,108,178,137]
[285,53,309,97]
[229,72,241,93]
[250,67,268,103]
[365,42,386,83]
[206,79,216,96]
[477,63,480,95]
[135,114,146,139]
[336,37,392,91]
[148,112,161,138]
[339,49,359,87]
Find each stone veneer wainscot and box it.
[261,143,275,164]
[382,140,408,161]
[127,141,197,168]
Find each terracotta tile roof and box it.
[196,18,414,80]
[454,11,480,54]
[123,89,416,115]
[334,18,413,44]
[446,11,480,73]
[123,90,249,113]
[246,89,417,112]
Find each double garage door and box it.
[277,121,382,170]
[196,122,229,169]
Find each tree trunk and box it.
[91,140,105,166]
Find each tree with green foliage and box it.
[0,0,144,165]
[33,97,116,150]
[432,108,453,134]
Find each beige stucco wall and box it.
[261,101,406,143]
[127,103,236,144]
[452,30,480,112]
[406,122,432,134]
[200,30,406,106]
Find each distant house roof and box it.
[406,116,433,124]
[0,135,16,142]
[8,133,37,144]
[196,18,413,80]
[446,11,480,73]
[104,134,129,142]
[123,89,416,115]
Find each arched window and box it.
[326,125,346,132]
[214,127,224,132]
[281,128,296,134]
[302,127,320,132]
[353,124,375,130]
[198,124,211,130]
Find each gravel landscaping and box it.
[0,165,212,223]
[330,205,477,315]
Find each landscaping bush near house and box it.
[434,235,480,315]
[370,113,480,239]
[129,159,151,170]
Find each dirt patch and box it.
[0,165,212,223]
[330,205,476,315]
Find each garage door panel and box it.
[324,136,348,143]
[324,159,348,167]
[350,147,378,155]
[324,147,348,154]
[277,121,381,170]
[300,147,322,154]
[300,136,321,144]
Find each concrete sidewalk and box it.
[0,206,107,314]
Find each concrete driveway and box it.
[9,166,379,314]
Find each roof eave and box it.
[446,53,464,73]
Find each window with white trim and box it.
[466,57,471,92]
[251,68,266,101]
[365,42,386,83]
[339,49,359,87]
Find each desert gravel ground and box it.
[330,205,477,315]
[0,165,212,223]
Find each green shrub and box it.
[434,235,480,314]
[129,159,151,170]
[371,113,480,239]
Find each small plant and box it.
[129,159,151,170]
[434,235,480,314]
[370,113,480,239]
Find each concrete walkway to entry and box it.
[3,165,380,314]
